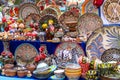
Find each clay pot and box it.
[17,70,27,77]
[26,64,36,72]
[4,64,14,69]
[5,69,16,77]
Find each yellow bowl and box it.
[65,68,81,73]
[65,71,81,79]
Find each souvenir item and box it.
[86,26,120,60]
[19,3,40,19]
[101,48,120,62]
[33,62,57,79]
[59,10,79,32]
[48,5,61,16]
[103,0,120,23]
[77,13,103,37]
[24,13,40,25]
[54,42,84,68]
[15,43,38,66]
[82,0,98,14]
[86,70,98,80]
[65,63,81,80]
[54,69,65,78]
[50,75,65,80]
[40,7,58,17]
[5,69,16,77]
[93,0,104,8]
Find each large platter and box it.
[77,13,103,37]
[86,26,120,60]
[15,43,38,66]
[19,3,40,19]
[81,0,98,14]
[59,10,79,32]
[103,0,120,23]
[54,42,84,68]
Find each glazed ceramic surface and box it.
[86,26,120,60]
[54,42,84,68]
[103,0,120,23]
[101,48,120,62]
[24,13,40,25]
[40,7,58,17]
[77,13,103,37]
[82,0,98,14]
[59,10,80,32]
[15,43,38,66]
[19,3,40,19]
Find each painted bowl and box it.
[17,70,27,77]
[50,75,65,80]
[33,65,57,79]
[4,64,14,69]
[5,69,16,77]
[65,71,81,80]
[54,69,64,78]
[26,64,36,72]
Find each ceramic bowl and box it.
[65,71,81,80]
[50,75,65,80]
[26,64,36,72]
[17,70,27,77]
[4,64,14,69]
[5,69,16,77]
[54,69,64,78]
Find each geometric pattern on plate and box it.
[103,0,120,23]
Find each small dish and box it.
[50,75,65,80]
[54,69,64,78]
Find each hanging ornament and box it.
[93,0,104,8]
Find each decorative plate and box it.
[77,13,103,37]
[103,0,120,23]
[19,3,40,19]
[54,42,84,68]
[82,0,98,14]
[39,14,59,29]
[48,5,61,16]
[40,7,58,17]
[101,48,120,62]
[86,26,120,60]
[59,10,80,32]
[15,43,38,66]
[24,13,40,25]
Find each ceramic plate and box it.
[54,42,84,68]
[48,5,61,17]
[15,43,38,66]
[40,7,58,17]
[86,26,120,60]
[103,0,120,23]
[59,10,80,32]
[19,3,40,19]
[77,13,103,37]
[24,13,40,25]
[81,0,98,14]
[101,48,120,62]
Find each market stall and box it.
[0,0,120,80]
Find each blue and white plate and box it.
[86,26,120,60]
